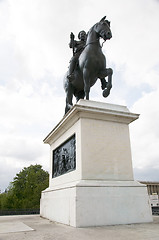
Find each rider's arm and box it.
[69,32,76,48]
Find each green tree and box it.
[0,183,18,210]
[0,164,49,210]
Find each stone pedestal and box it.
[40,100,152,227]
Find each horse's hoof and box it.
[103,87,111,97]
[65,104,73,114]
[67,104,73,112]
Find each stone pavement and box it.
[0,215,159,240]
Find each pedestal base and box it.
[40,100,152,227]
[40,180,152,227]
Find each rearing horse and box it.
[64,16,113,114]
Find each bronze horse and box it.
[64,16,113,114]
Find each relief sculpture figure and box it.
[64,16,113,114]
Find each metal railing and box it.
[0,209,40,216]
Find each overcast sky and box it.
[0,0,159,192]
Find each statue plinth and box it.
[40,100,152,227]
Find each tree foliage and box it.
[0,164,49,210]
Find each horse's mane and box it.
[87,23,97,36]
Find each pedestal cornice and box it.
[43,100,139,145]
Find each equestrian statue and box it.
[64,16,113,114]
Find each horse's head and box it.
[95,16,112,41]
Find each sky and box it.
[0,0,159,192]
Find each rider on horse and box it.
[67,30,87,81]
[64,17,113,114]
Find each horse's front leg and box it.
[100,78,107,90]
[99,68,113,97]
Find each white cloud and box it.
[108,0,159,88]
[0,0,159,191]
[134,166,159,181]
[130,88,159,180]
